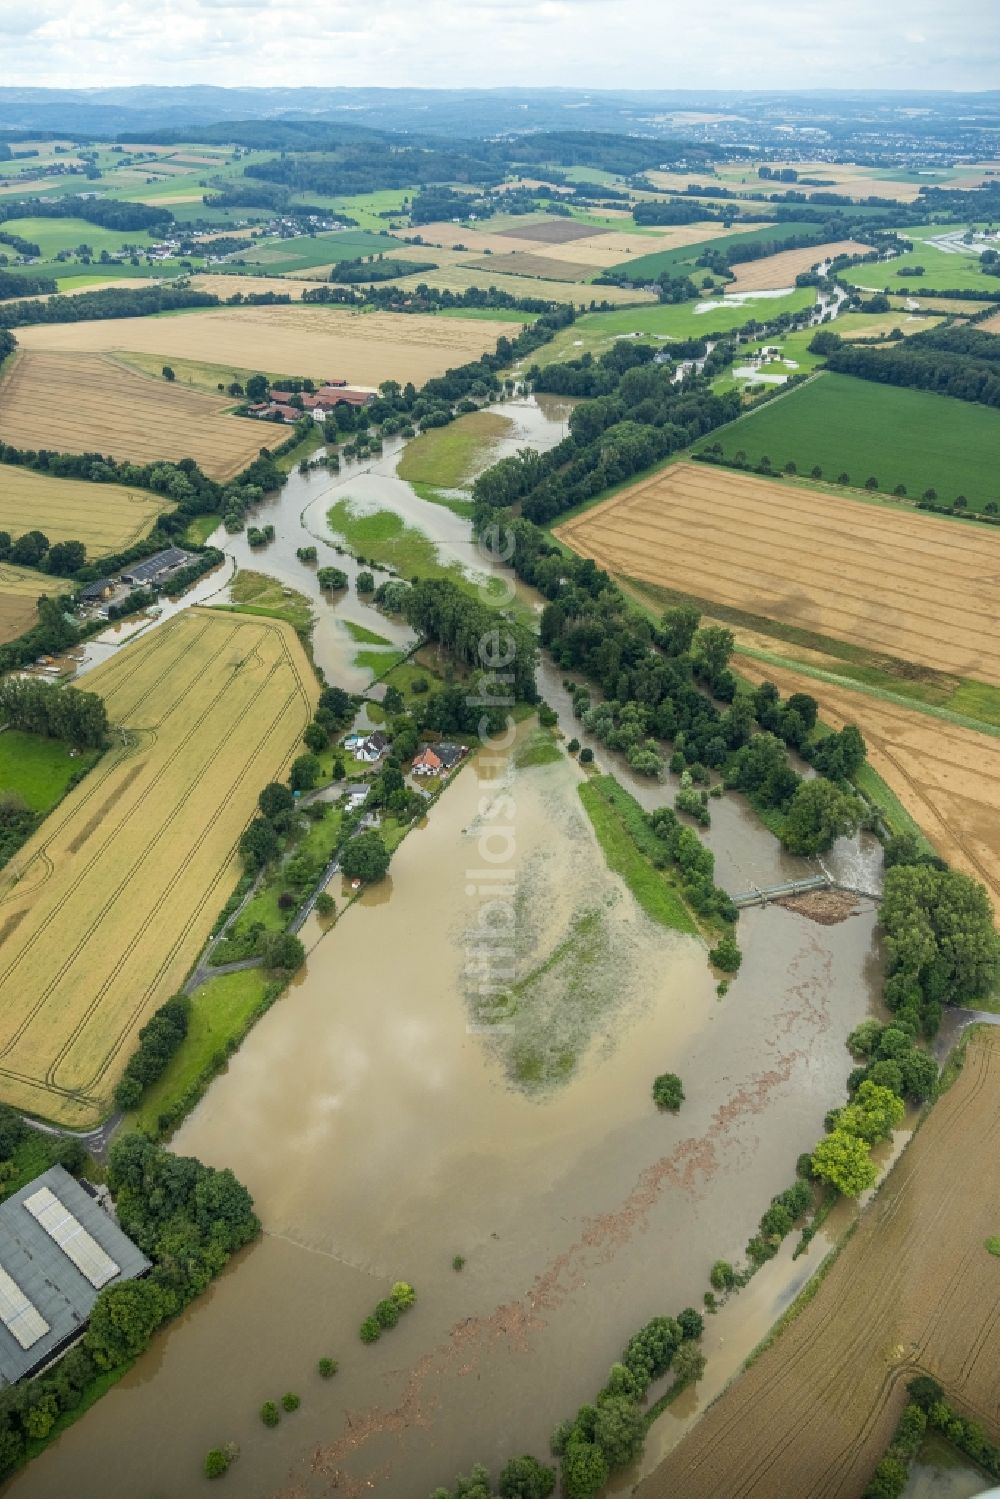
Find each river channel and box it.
[12,394,886,1499]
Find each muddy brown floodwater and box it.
[10,718,882,1499]
[25,392,888,1497]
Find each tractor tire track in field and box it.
[0,610,316,1123]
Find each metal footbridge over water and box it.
[729,873,880,909]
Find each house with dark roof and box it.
[0,1166,150,1386]
[435,742,466,772]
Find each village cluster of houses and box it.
[247,380,376,426]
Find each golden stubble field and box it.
[639,1026,1000,1499]
[410,217,768,268]
[0,463,168,556]
[14,304,519,388]
[738,658,1000,914]
[0,351,267,480]
[0,608,316,1125]
[0,563,70,645]
[728,239,872,291]
[555,464,1000,686]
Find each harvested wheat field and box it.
[739,658,1000,913]
[0,608,315,1126]
[555,463,1000,686]
[729,240,872,291]
[0,463,168,556]
[414,219,761,269]
[640,1026,1000,1499]
[0,563,70,645]
[14,304,515,388]
[371,261,658,305]
[0,351,266,481]
[188,273,331,300]
[978,310,1000,333]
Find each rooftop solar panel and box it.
[23,1188,119,1290]
[0,1265,48,1350]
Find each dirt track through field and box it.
[738,658,1000,915]
[0,351,266,480]
[13,304,515,389]
[728,240,872,291]
[638,1026,1000,1499]
[0,608,315,1126]
[555,463,1000,686]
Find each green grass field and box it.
[0,731,100,812]
[715,310,944,390]
[613,220,821,284]
[243,229,405,273]
[535,288,817,364]
[711,372,1000,509]
[0,216,154,258]
[840,241,998,294]
[396,410,513,489]
[578,775,699,936]
[129,968,278,1136]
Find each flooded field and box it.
[902,1434,992,1499]
[10,720,882,1499]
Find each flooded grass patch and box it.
[342,620,392,646]
[395,411,513,489]
[579,775,699,937]
[411,482,476,519]
[218,569,315,633]
[514,728,563,769]
[327,497,466,584]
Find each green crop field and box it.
[534,287,817,364]
[612,219,822,283]
[710,372,1000,509]
[242,229,406,273]
[0,216,155,258]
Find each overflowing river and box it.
[17,395,887,1498]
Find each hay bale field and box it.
[738,658,1000,914]
[555,462,1000,686]
[0,351,267,481]
[0,464,168,556]
[638,1026,1000,1499]
[728,239,872,291]
[0,563,70,645]
[14,304,517,389]
[0,608,316,1126]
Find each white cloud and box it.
[1,0,998,89]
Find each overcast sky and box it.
[1,0,998,92]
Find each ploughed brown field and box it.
[555,463,1000,686]
[728,240,872,292]
[0,608,316,1126]
[494,219,611,244]
[0,351,266,480]
[411,218,768,269]
[639,1026,1000,1499]
[0,563,70,645]
[738,658,1000,915]
[13,304,516,389]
